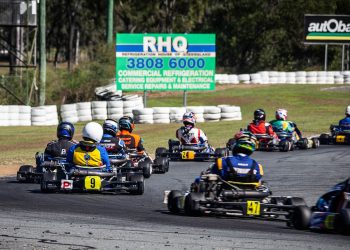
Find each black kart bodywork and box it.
[319,125,350,145]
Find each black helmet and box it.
[57,122,75,140]
[103,119,118,136]
[254,109,266,121]
[118,116,135,132]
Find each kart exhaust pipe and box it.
[71,169,114,177]
[222,190,269,199]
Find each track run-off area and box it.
[0,145,349,249]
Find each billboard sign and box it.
[304,14,350,44]
[116,33,215,91]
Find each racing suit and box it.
[66,141,111,171]
[176,126,208,146]
[116,130,144,153]
[269,119,302,139]
[100,134,127,157]
[339,116,350,132]
[247,121,277,137]
[211,153,264,182]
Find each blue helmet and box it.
[57,122,75,140]
[119,116,135,132]
[103,119,118,136]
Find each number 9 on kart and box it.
[84,176,102,191]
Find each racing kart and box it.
[40,158,145,195]
[155,139,228,161]
[227,132,319,152]
[309,178,350,234]
[17,153,64,183]
[164,174,311,230]
[319,125,350,145]
[126,149,169,178]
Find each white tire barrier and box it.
[107,100,123,108]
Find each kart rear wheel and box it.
[336,209,350,234]
[130,175,144,195]
[167,190,183,213]
[319,134,330,145]
[299,138,309,149]
[184,192,205,216]
[312,138,320,148]
[155,147,167,158]
[284,197,307,206]
[279,141,290,152]
[139,161,152,179]
[290,205,311,230]
[154,157,169,173]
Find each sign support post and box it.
[341,44,345,71]
[324,44,328,71]
[183,90,187,107]
[143,90,147,107]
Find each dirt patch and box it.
[321,86,350,92]
[0,164,22,177]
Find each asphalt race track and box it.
[0,145,349,249]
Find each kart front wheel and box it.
[155,147,168,158]
[167,190,183,213]
[336,209,350,234]
[312,138,320,148]
[215,148,228,158]
[291,205,311,230]
[184,192,205,216]
[319,134,330,145]
[140,161,152,179]
[279,141,290,152]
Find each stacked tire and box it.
[77,102,92,122]
[203,106,221,122]
[152,107,170,124]
[0,105,31,126]
[342,71,350,84]
[219,105,242,121]
[43,105,59,125]
[60,104,78,123]
[133,108,153,124]
[170,107,186,123]
[123,96,144,118]
[186,106,204,123]
[91,101,107,120]
[32,107,47,126]
[107,100,124,121]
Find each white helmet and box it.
[82,122,103,143]
[276,108,288,121]
[346,106,350,116]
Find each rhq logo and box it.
[143,36,188,52]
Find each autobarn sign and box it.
[304,15,350,43]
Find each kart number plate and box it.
[181,151,195,160]
[247,201,260,216]
[335,135,345,143]
[84,176,101,191]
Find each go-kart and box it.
[156,139,228,161]
[319,125,350,145]
[17,153,65,183]
[126,149,169,178]
[309,178,350,234]
[227,132,319,152]
[40,159,145,195]
[164,173,311,230]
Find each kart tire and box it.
[291,205,311,230]
[129,175,144,195]
[154,157,169,173]
[312,138,320,148]
[299,138,309,149]
[17,165,34,182]
[284,197,307,206]
[279,141,290,152]
[215,148,228,158]
[184,192,205,216]
[167,190,183,213]
[155,147,167,157]
[319,134,330,145]
[140,161,152,179]
[336,209,350,234]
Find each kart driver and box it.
[269,108,302,140]
[211,131,264,183]
[176,112,209,148]
[100,119,126,157]
[116,116,145,153]
[66,122,111,171]
[338,106,350,131]
[44,122,77,158]
[247,109,277,138]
